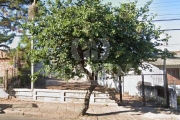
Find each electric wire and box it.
[136,0,180,6]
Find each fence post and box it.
[90,93,95,103]
[33,89,36,100]
[4,70,8,91]
[142,74,145,106]
[163,72,169,107]
[119,76,122,103]
[61,91,65,102]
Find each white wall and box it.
[10,89,115,104]
[122,75,141,96]
[97,63,164,96]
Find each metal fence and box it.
[141,74,165,106]
[98,73,167,107]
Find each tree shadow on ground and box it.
[0,104,12,113]
[0,103,38,114]
[40,81,180,116]
[111,92,180,115]
[115,99,180,115]
[85,105,180,117]
[85,110,134,116]
[125,106,180,115]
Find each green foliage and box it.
[7,33,32,86]
[24,0,170,80]
[0,0,39,48]
[0,77,3,84]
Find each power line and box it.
[153,15,180,20]
[138,18,180,23]
[168,43,180,46]
[160,29,180,31]
[155,17,180,20]
[149,9,180,14]
[147,14,180,20]
[150,7,180,11]
[152,18,180,22]
[136,0,180,6]
[156,13,180,17]
[149,4,180,9]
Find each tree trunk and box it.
[119,76,122,103]
[80,80,97,116]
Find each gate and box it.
[141,74,165,106]
[121,74,166,107]
[97,73,167,107]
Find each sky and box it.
[9,0,180,51]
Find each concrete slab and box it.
[57,104,67,112]
[1,100,180,120]
[66,104,75,112]
[0,88,9,99]
[12,104,28,108]
[30,108,40,112]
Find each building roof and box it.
[167,73,180,85]
[151,51,180,66]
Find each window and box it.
[166,68,179,79]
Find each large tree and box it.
[25,0,169,115]
[0,0,38,49]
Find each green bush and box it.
[0,77,3,84]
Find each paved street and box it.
[0,114,49,120]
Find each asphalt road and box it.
[0,114,52,120]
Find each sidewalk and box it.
[0,99,180,120]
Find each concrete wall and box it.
[122,75,140,96]
[10,89,115,104]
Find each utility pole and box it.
[142,74,145,106]
[163,48,169,108]
[31,38,34,90]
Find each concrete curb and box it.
[3,109,80,119]
[3,109,47,117]
[3,109,24,115]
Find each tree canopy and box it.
[26,0,168,77]
[24,0,170,115]
[0,0,38,49]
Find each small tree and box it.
[25,0,169,115]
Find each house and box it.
[151,51,180,96]
[0,50,15,78]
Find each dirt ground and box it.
[46,82,116,92]
[46,81,168,107]
[45,81,145,106]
